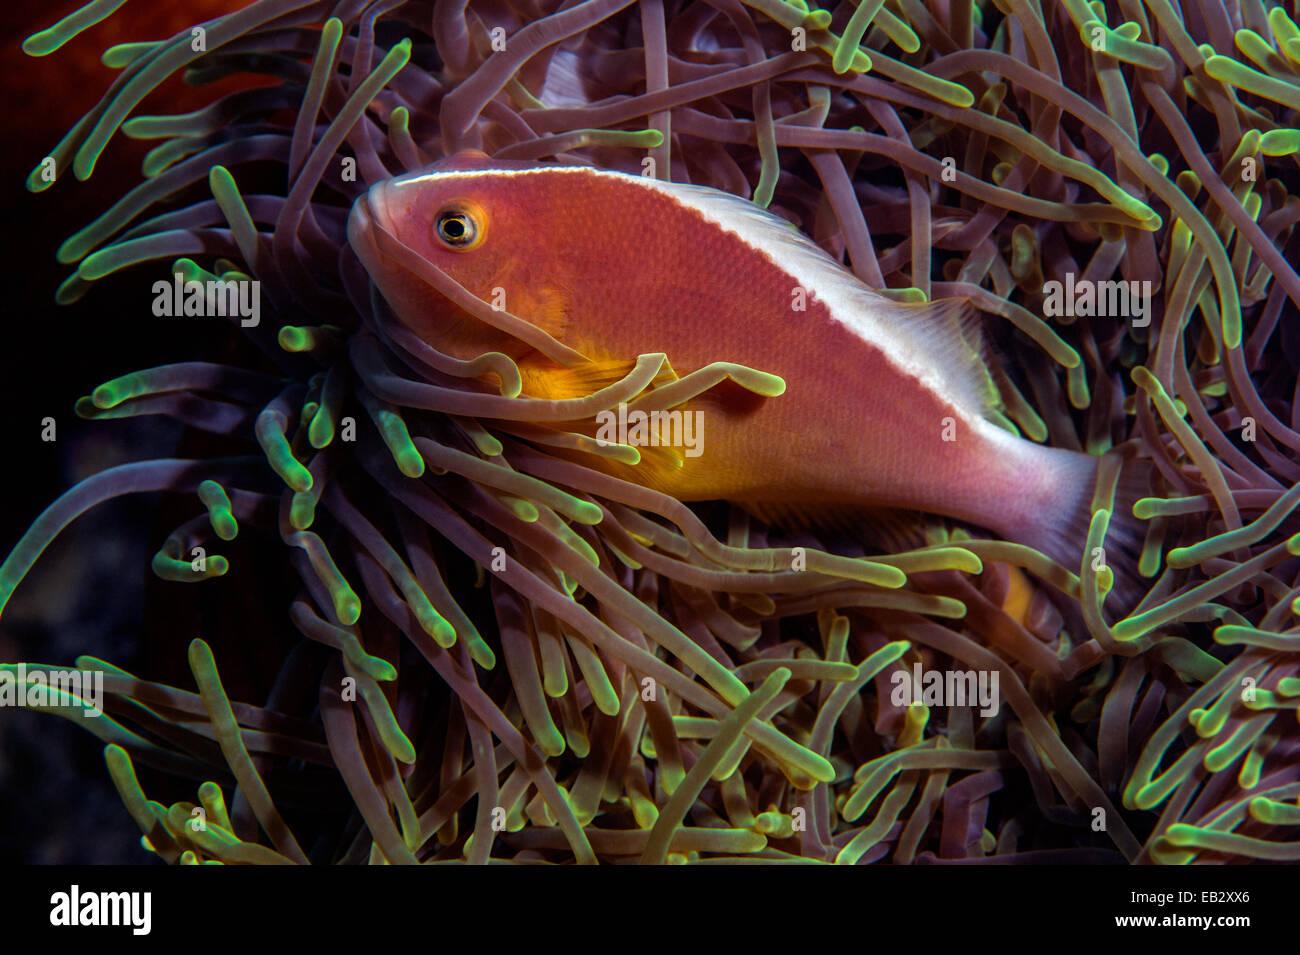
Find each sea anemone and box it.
[3,0,1298,864]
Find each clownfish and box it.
[347,152,1148,605]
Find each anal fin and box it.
[738,500,940,554]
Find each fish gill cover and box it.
[0,0,1298,866]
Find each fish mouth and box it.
[347,181,449,296]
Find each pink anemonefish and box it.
[347,151,1149,608]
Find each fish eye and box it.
[435,205,482,250]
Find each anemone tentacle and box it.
[4,0,1299,864]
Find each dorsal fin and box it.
[634,177,1007,427]
[856,293,1006,426]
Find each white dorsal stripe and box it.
[390,165,999,432]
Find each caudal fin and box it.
[1097,453,1157,612]
[1015,448,1154,614]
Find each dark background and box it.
[0,0,271,864]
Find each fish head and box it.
[347,152,591,360]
